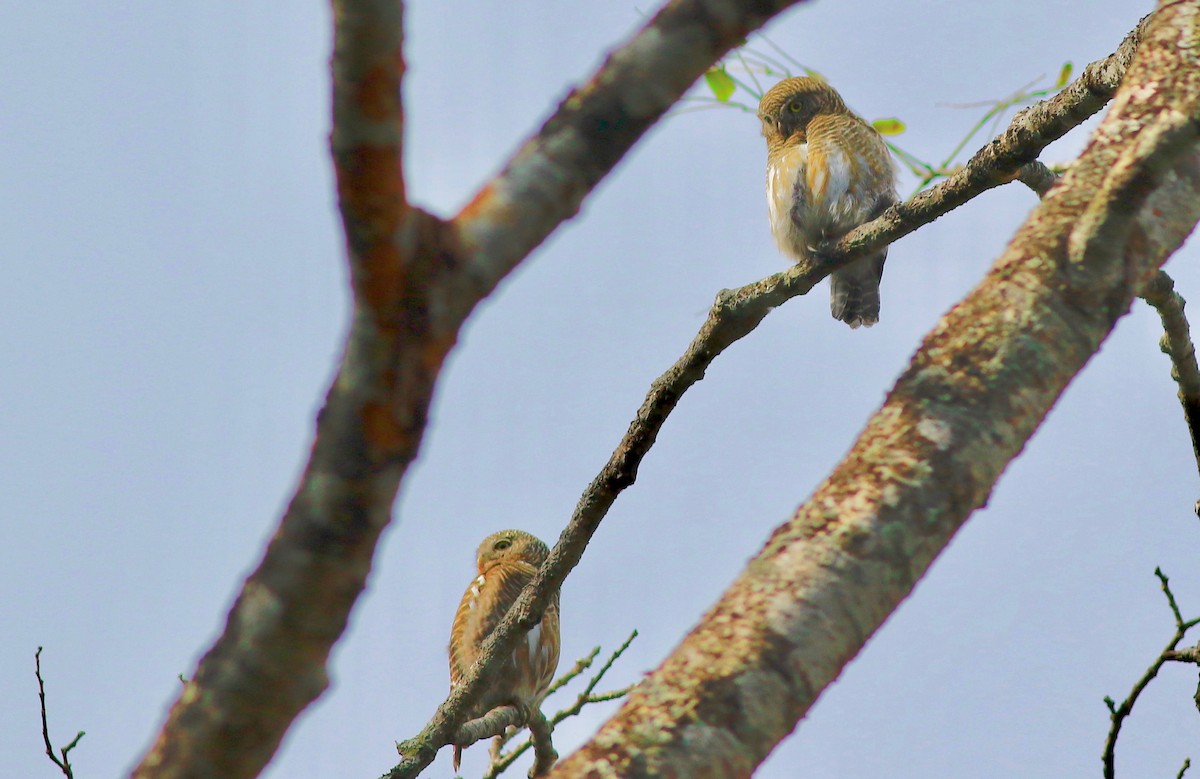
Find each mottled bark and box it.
[548,3,1200,777]
[396,10,1154,779]
[127,1,814,779]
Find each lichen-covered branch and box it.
[822,13,1146,268]
[1140,271,1200,504]
[129,3,423,777]
[527,711,558,778]
[542,4,1200,776]
[1015,160,1060,197]
[455,705,525,754]
[128,1,821,778]
[1103,568,1200,779]
[451,0,816,304]
[394,12,1158,779]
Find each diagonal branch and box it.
[823,13,1146,268]
[449,0,816,305]
[543,3,1200,775]
[394,11,1155,779]
[134,1,821,779]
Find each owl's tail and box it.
[453,745,463,772]
[829,252,886,328]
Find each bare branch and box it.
[451,0,817,305]
[1015,160,1060,197]
[132,0,815,776]
[822,14,1146,270]
[130,2,427,776]
[526,711,557,778]
[544,5,1200,776]
[485,631,639,779]
[1103,569,1200,779]
[544,648,600,699]
[1140,271,1200,509]
[455,706,525,754]
[395,12,1162,779]
[36,647,84,779]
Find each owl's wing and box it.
[533,589,562,697]
[449,561,540,683]
[804,113,896,232]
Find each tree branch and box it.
[542,4,1200,775]
[450,0,817,304]
[36,648,84,779]
[1140,271,1200,510]
[1103,568,1200,779]
[526,711,558,778]
[484,630,639,779]
[395,11,1158,779]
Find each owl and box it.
[759,76,898,328]
[448,529,561,771]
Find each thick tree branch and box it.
[392,2,832,775]
[394,11,1157,779]
[131,1,819,778]
[823,13,1146,267]
[544,3,1200,776]
[451,0,816,303]
[130,2,429,777]
[1140,271,1200,505]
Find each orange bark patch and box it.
[336,146,405,229]
[356,62,400,122]
[456,181,497,222]
[358,241,404,315]
[363,399,407,454]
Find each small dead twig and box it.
[35,647,85,779]
[1102,569,1200,779]
[484,630,638,779]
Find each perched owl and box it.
[759,76,898,328]
[448,529,561,771]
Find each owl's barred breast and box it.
[766,123,893,262]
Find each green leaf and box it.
[872,118,906,136]
[1056,61,1073,88]
[704,68,736,102]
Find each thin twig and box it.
[1103,569,1200,779]
[545,647,600,698]
[1178,757,1191,779]
[35,647,84,779]
[484,630,639,779]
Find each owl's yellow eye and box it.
[788,101,803,113]
[493,538,512,551]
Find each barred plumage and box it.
[759,77,898,328]
[448,529,560,771]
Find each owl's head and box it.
[758,76,847,146]
[476,529,550,572]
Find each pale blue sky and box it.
[4,2,1198,778]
